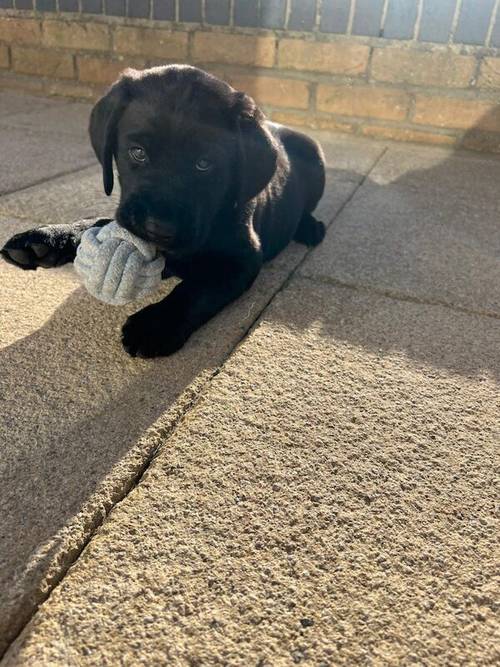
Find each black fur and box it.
[2,65,326,358]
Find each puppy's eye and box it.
[195,158,212,172]
[129,146,147,163]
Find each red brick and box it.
[269,109,355,134]
[361,124,456,146]
[12,46,75,79]
[44,79,97,100]
[317,85,409,121]
[113,26,188,59]
[0,18,41,45]
[193,32,275,67]
[227,74,310,110]
[0,70,45,93]
[372,48,475,88]
[478,58,500,89]
[278,39,369,76]
[43,20,110,52]
[413,96,500,132]
[77,56,145,86]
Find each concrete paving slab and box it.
[0,244,298,654]
[0,90,68,118]
[5,278,498,666]
[0,127,384,653]
[305,127,385,174]
[0,166,117,224]
[0,158,372,244]
[0,101,92,139]
[299,145,500,316]
[304,130,386,225]
[304,129,387,225]
[313,168,358,225]
[0,125,95,195]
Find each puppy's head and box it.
[89,65,278,255]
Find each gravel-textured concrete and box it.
[0,92,94,195]
[0,90,65,118]
[0,126,95,195]
[0,166,351,235]
[0,166,119,224]
[0,242,305,655]
[2,92,498,664]
[0,101,92,138]
[0,97,383,654]
[5,279,498,666]
[300,145,500,316]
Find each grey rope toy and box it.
[74,221,166,306]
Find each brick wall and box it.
[1,1,500,152]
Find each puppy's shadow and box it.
[0,262,283,644]
[270,122,500,382]
[2,115,500,647]
[0,284,167,569]
[0,147,358,648]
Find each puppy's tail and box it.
[294,213,326,247]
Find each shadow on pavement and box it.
[1,107,500,652]
[286,110,500,381]
[0,253,287,651]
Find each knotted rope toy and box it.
[74,221,166,306]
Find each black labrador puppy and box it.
[2,65,326,357]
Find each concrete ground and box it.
[0,90,498,665]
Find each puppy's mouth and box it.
[140,227,175,249]
[116,200,179,250]
[116,194,207,257]
[118,217,175,249]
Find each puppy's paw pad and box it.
[1,228,73,269]
[31,243,51,259]
[2,247,36,269]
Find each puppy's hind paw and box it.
[294,214,326,247]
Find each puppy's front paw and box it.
[121,305,189,358]
[1,227,74,270]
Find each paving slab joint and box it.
[0,140,388,658]
[299,273,500,321]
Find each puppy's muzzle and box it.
[142,217,176,245]
[117,196,177,246]
[119,215,175,247]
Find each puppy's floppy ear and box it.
[233,92,278,205]
[89,73,131,196]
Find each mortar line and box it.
[0,143,390,660]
